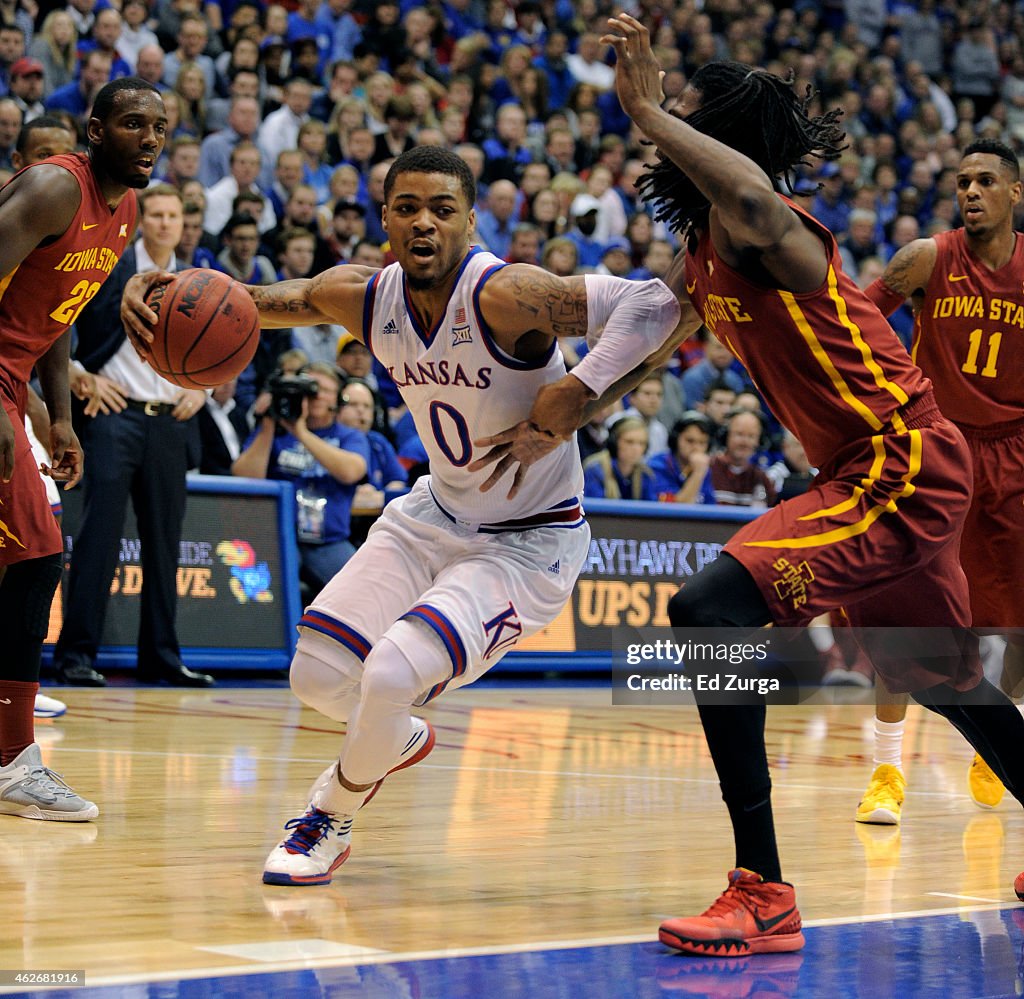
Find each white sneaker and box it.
[34,693,67,719]
[262,717,435,887]
[0,744,99,821]
[262,803,353,887]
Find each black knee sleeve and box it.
[668,553,773,629]
[0,552,64,680]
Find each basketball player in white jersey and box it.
[121,146,684,886]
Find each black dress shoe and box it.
[136,661,215,687]
[56,661,107,687]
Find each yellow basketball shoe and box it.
[968,754,1005,809]
[855,764,905,825]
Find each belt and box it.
[125,399,176,416]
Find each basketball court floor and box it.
[2,682,1021,998]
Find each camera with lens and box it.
[267,371,320,422]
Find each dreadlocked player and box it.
[578,14,1024,957]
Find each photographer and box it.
[232,362,370,595]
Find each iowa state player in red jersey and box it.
[512,14,1024,957]
[855,139,1024,823]
[0,77,165,822]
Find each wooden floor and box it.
[2,685,1021,990]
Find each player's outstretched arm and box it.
[470,263,684,497]
[864,238,937,316]
[245,266,380,334]
[602,14,834,293]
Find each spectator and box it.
[321,197,363,264]
[610,371,668,457]
[596,236,633,277]
[216,210,277,283]
[481,102,532,185]
[681,332,745,410]
[540,235,578,277]
[566,32,614,91]
[952,20,1001,120]
[475,178,518,259]
[44,48,111,126]
[838,208,881,278]
[337,377,407,514]
[698,378,738,442]
[7,57,43,123]
[708,409,777,509]
[809,161,849,236]
[205,141,275,235]
[162,13,216,99]
[766,429,817,502]
[177,198,218,268]
[583,416,657,501]
[0,22,23,95]
[564,192,604,269]
[199,94,260,188]
[233,361,370,595]
[0,95,20,169]
[648,412,716,505]
[371,95,416,165]
[80,8,132,80]
[506,223,542,265]
[29,11,77,95]
[259,76,314,177]
[117,0,159,73]
[336,333,375,386]
[197,378,250,476]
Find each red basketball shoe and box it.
[659,869,805,956]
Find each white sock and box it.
[873,719,905,770]
[808,626,835,653]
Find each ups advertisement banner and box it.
[520,507,749,655]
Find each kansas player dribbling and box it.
[122,145,685,886]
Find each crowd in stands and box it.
[3,0,1018,574]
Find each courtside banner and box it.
[554,500,755,654]
[45,475,302,669]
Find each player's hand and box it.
[470,420,564,499]
[78,372,130,417]
[44,420,83,489]
[172,389,206,422]
[602,14,665,118]
[0,405,15,482]
[526,374,595,441]
[121,271,173,357]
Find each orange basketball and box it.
[144,269,260,389]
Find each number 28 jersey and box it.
[912,227,1024,430]
[0,153,136,392]
[363,247,584,527]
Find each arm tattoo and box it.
[252,284,313,315]
[884,242,931,298]
[508,272,588,336]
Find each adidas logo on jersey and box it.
[382,319,399,335]
[547,560,560,575]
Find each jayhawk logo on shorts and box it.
[216,539,274,604]
[483,602,522,659]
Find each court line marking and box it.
[46,746,979,798]
[50,900,1019,991]
[927,891,1008,904]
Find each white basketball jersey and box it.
[364,247,584,528]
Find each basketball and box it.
[143,269,260,389]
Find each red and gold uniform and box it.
[911,228,1024,627]
[686,198,976,691]
[0,153,135,565]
